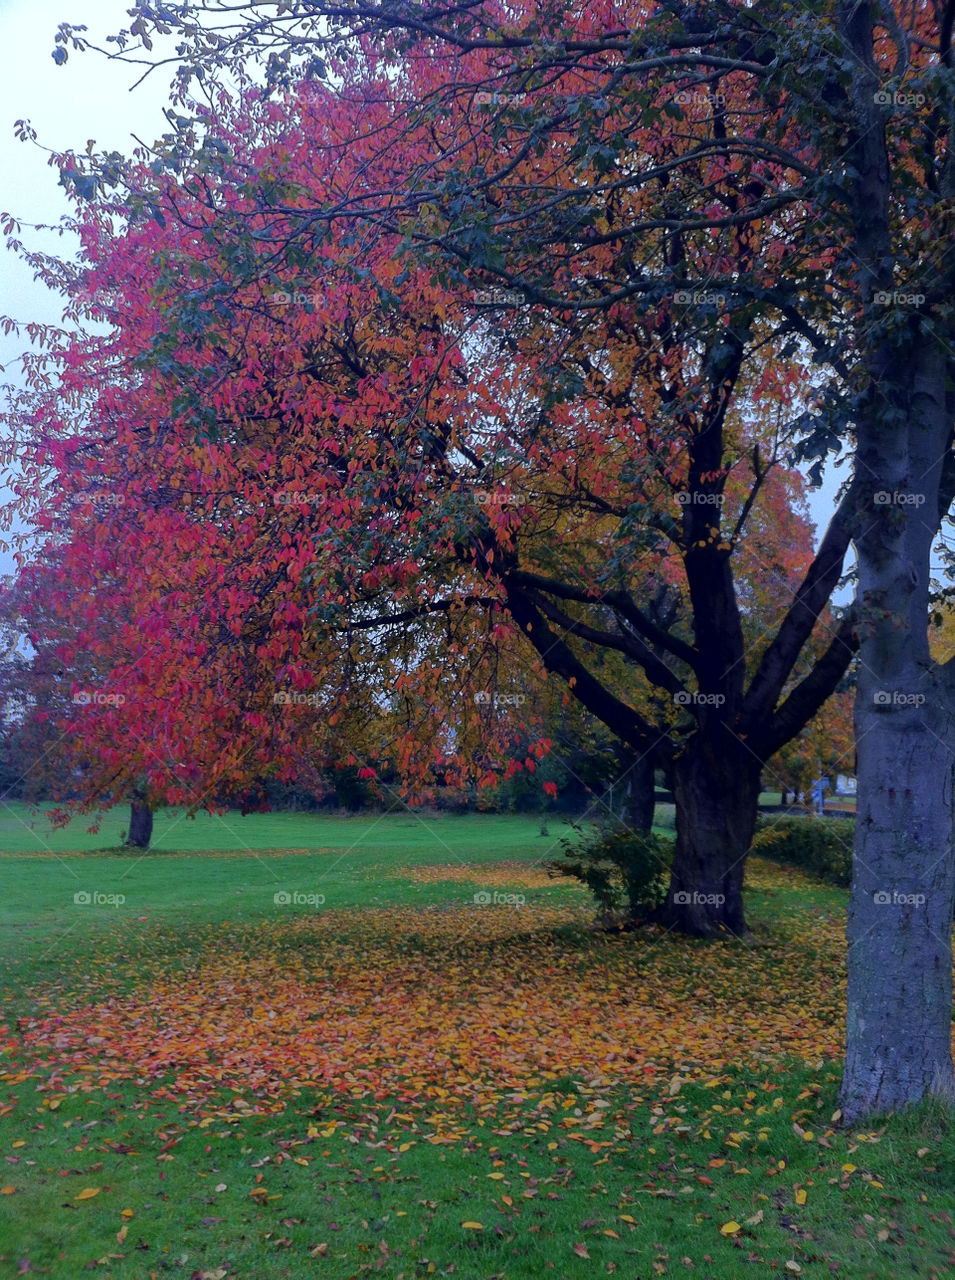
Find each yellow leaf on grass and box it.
[0,1187,15,1195]
[720,1221,741,1236]
[121,1208,134,1218]
[841,1164,856,1174]
[461,1221,484,1230]
[619,1214,637,1224]
[487,1172,505,1180]
[604,1229,620,1238]
[75,1187,101,1201]
[116,1224,128,1245]
[795,1189,807,1205]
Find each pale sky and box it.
[0,0,850,591]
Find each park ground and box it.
[0,805,952,1279]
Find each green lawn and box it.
[0,811,951,1279]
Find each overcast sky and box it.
[0,0,850,592]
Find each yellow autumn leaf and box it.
[75,1187,101,1201]
[720,1221,741,1236]
[461,1221,484,1230]
[795,1189,807,1205]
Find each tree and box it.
[7,52,857,936]
[19,0,955,1116]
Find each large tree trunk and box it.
[836,1,955,1123]
[663,736,762,936]
[840,694,955,1121]
[126,799,153,849]
[839,341,955,1121]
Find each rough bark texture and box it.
[839,339,955,1120]
[836,0,955,1122]
[127,800,153,849]
[664,736,762,936]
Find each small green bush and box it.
[547,821,674,924]
[750,815,854,887]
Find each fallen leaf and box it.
[75,1187,101,1201]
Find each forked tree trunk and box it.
[127,800,153,849]
[664,735,762,936]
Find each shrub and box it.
[547,821,673,925]
[750,816,854,887]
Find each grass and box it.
[0,809,952,1279]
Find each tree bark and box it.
[663,735,762,936]
[127,799,153,849]
[619,747,656,833]
[835,0,955,1122]
[839,340,955,1121]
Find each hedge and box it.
[750,815,854,888]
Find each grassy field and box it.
[0,809,952,1279]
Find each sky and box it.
[0,0,851,590]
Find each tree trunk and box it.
[619,747,656,832]
[127,800,153,849]
[663,736,762,936]
[839,315,955,1125]
[840,697,955,1121]
[834,1,955,1122]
